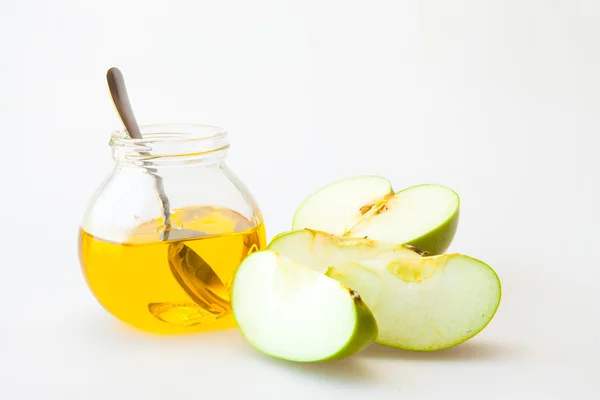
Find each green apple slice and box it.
[268,229,423,273]
[293,176,393,235]
[231,250,378,362]
[292,176,460,255]
[326,254,501,351]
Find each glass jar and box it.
[78,125,266,334]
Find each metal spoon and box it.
[106,67,174,240]
[106,67,229,316]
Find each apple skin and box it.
[318,290,378,361]
[403,207,460,256]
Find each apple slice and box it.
[268,229,423,273]
[325,255,501,351]
[231,250,378,362]
[292,176,460,255]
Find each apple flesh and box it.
[326,254,501,351]
[268,229,423,274]
[292,176,460,255]
[231,250,378,362]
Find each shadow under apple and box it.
[359,340,519,362]
[265,355,381,383]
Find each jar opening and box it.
[110,124,229,166]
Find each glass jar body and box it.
[78,125,266,333]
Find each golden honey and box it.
[79,206,266,333]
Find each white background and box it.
[1,0,599,398]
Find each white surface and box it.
[1,0,599,398]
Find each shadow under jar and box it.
[78,125,266,334]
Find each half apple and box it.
[292,176,460,255]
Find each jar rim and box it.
[110,124,228,145]
[110,124,230,165]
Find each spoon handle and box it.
[106,67,143,139]
[106,67,172,240]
